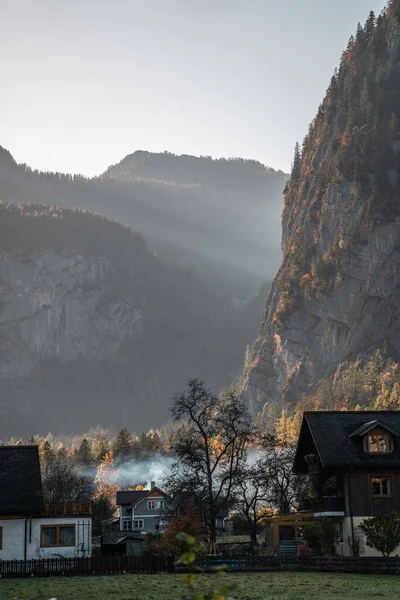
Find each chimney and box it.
[150,481,156,490]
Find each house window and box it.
[368,434,389,453]
[122,520,132,530]
[133,520,144,529]
[41,525,75,547]
[371,477,392,497]
[147,500,165,510]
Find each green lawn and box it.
[0,572,399,600]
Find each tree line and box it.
[8,379,308,547]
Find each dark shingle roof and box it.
[293,411,400,473]
[0,446,43,513]
[116,490,147,505]
[116,487,172,507]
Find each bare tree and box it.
[167,379,253,549]
[265,442,306,514]
[234,458,270,546]
[42,459,94,502]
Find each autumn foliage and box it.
[151,509,207,556]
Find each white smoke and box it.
[116,454,175,490]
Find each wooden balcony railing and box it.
[42,501,93,517]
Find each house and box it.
[116,482,175,533]
[101,482,175,556]
[0,446,92,560]
[293,411,400,557]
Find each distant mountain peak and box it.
[0,146,16,166]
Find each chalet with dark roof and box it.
[0,446,92,560]
[293,411,400,557]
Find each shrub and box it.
[359,512,400,557]
[303,524,322,555]
[303,518,338,556]
[151,508,207,556]
[297,540,312,559]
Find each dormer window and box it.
[368,434,389,454]
[351,420,399,454]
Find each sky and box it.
[0,0,387,176]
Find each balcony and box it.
[42,501,93,517]
[314,496,345,517]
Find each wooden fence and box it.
[0,554,175,579]
[193,554,400,574]
[2,554,400,579]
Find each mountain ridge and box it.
[0,146,287,281]
[243,1,400,416]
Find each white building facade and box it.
[0,515,92,561]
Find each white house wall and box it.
[339,517,400,557]
[0,517,92,561]
[0,519,26,561]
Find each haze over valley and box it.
[0,149,285,436]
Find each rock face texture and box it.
[243,3,400,414]
[0,250,142,380]
[0,203,265,437]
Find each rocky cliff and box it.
[0,204,265,437]
[243,2,400,414]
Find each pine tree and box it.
[290,142,301,183]
[112,428,133,459]
[56,445,69,461]
[364,11,376,42]
[94,435,110,463]
[75,438,94,466]
[39,440,55,469]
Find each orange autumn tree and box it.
[94,450,119,502]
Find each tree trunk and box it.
[209,518,217,545]
[250,528,259,547]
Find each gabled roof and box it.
[0,446,43,513]
[350,419,400,437]
[130,487,173,508]
[116,487,173,508]
[293,411,400,474]
[116,490,147,505]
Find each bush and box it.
[303,518,338,556]
[297,541,312,559]
[303,524,322,555]
[360,512,400,557]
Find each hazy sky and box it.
[1,0,386,176]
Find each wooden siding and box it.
[347,469,400,516]
[42,502,92,517]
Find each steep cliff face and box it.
[0,250,142,379]
[244,2,400,414]
[0,203,266,436]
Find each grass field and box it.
[0,571,399,600]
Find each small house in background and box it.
[293,411,400,557]
[0,446,92,560]
[102,482,175,556]
[116,482,175,532]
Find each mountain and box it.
[0,149,287,284]
[0,203,268,437]
[243,2,400,416]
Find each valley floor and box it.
[0,572,398,600]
